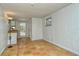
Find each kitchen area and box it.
[8,18,18,48]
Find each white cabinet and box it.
[8,32,17,45]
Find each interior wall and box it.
[0,7,8,55]
[32,18,43,40]
[27,19,32,38]
[43,4,79,55]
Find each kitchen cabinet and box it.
[8,30,17,45]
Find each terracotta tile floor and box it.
[1,38,75,56]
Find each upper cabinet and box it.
[11,20,16,27]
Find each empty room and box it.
[0,3,79,56]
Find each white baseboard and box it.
[0,47,6,55]
[45,39,79,56]
[32,38,44,41]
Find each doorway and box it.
[18,22,27,38]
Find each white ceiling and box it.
[0,3,70,18]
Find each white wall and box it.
[43,4,79,55]
[32,18,43,40]
[0,7,8,55]
[27,19,32,38]
[42,18,53,41]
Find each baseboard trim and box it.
[45,39,79,56]
[31,38,44,41]
[0,47,7,55]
